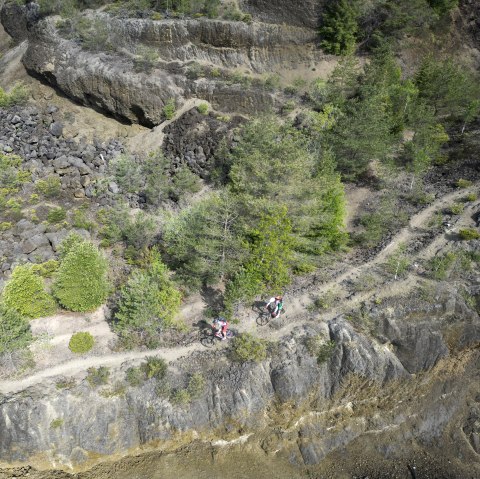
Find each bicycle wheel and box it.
[257,311,271,326]
[200,329,215,348]
[226,329,237,339]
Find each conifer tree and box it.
[319,0,359,55]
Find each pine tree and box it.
[0,305,32,354]
[319,0,359,56]
[115,250,181,346]
[163,191,246,288]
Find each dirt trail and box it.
[1,185,478,395]
[126,98,207,154]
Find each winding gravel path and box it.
[1,185,478,395]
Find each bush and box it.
[171,389,191,405]
[0,222,13,232]
[30,260,59,278]
[427,251,456,279]
[464,192,477,202]
[316,340,336,363]
[71,208,95,231]
[456,178,473,188]
[197,103,209,115]
[35,176,62,198]
[2,265,56,319]
[447,202,464,215]
[458,228,480,241]
[125,366,145,387]
[0,305,32,354]
[187,372,206,399]
[53,240,110,312]
[68,331,94,353]
[55,377,76,389]
[50,418,64,429]
[0,82,29,107]
[384,247,410,278]
[232,333,267,363]
[109,154,143,194]
[86,366,110,387]
[47,207,67,224]
[58,233,84,260]
[163,98,176,120]
[140,356,167,380]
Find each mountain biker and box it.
[266,296,283,319]
[212,317,229,340]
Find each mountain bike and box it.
[199,324,236,348]
[253,302,286,326]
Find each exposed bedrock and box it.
[240,0,325,29]
[1,286,478,469]
[0,6,328,126]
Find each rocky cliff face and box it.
[0,4,327,126]
[241,0,324,29]
[0,287,478,472]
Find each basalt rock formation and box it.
[0,4,327,127]
[0,286,478,472]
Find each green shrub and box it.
[170,167,202,201]
[0,305,32,354]
[0,82,29,107]
[307,289,339,311]
[109,154,143,193]
[384,247,410,278]
[232,333,267,363]
[140,356,167,380]
[55,378,76,389]
[125,366,145,387]
[187,372,206,399]
[427,251,456,279]
[197,103,209,115]
[53,240,110,312]
[58,233,84,260]
[464,193,478,202]
[2,265,56,319]
[30,260,59,278]
[35,176,62,198]
[428,0,458,16]
[163,98,176,120]
[71,208,95,231]
[171,389,191,405]
[0,222,12,232]
[47,206,67,224]
[316,340,336,363]
[50,418,64,429]
[447,202,464,215]
[458,228,480,241]
[456,178,473,188]
[99,381,126,398]
[86,366,110,387]
[68,331,94,353]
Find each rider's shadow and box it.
[252,300,265,313]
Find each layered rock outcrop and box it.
[0,4,328,126]
[0,287,478,470]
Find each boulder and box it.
[21,234,50,255]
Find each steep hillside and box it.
[0,0,479,478]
